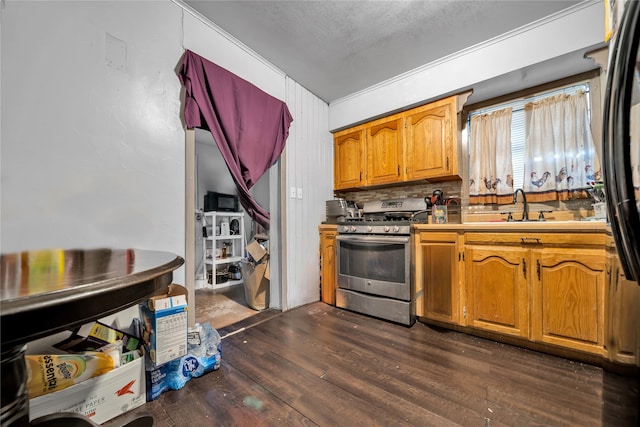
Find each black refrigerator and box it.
[603,0,640,286]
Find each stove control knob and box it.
[393,225,400,233]
[384,225,390,232]
[342,225,350,233]
[351,226,357,232]
[367,226,373,233]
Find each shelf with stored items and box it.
[201,211,245,289]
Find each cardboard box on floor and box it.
[29,357,145,425]
[247,235,269,280]
[246,239,267,262]
[242,236,270,310]
[139,284,188,368]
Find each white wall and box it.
[1,1,186,282]
[329,1,605,130]
[181,7,285,101]
[2,0,333,314]
[284,78,333,309]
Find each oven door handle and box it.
[336,235,410,244]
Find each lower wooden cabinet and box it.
[607,254,640,365]
[462,232,608,358]
[415,232,461,324]
[532,248,606,354]
[410,225,640,367]
[319,225,337,305]
[465,245,529,338]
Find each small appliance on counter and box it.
[326,199,358,223]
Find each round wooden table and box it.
[0,248,184,426]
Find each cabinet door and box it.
[405,96,456,181]
[608,259,640,365]
[465,246,529,338]
[334,127,365,190]
[415,232,460,324]
[320,228,337,305]
[366,116,403,186]
[532,248,606,354]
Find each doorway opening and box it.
[185,128,282,329]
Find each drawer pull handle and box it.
[522,258,527,279]
[521,237,540,244]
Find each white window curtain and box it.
[469,107,514,205]
[523,91,599,201]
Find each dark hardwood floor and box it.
[107,303,640,426]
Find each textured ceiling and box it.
[184,0,583,103]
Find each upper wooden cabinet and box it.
[366,115,404,186]
[405,97,457,181]
[333,93,469,191]
[334,127,366,190]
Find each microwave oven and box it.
[204,191,238,212]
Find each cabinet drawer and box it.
[465,232,607,247]
[418,231,459,243]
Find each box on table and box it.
[29,357,145,425]
[139,284,188,368]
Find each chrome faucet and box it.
[513,188,529,221]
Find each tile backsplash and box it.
[335,181,462,206]
[334,180,597,220]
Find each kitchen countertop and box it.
[321,219,610,233]
[414,219,609,232]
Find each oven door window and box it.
[337,238,407,283]
[338,236,409,284]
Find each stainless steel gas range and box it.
[335,198,427,325]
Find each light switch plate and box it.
[297,188,303,199]
[290,187,297,199]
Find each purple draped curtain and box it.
[178,50,293,229]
